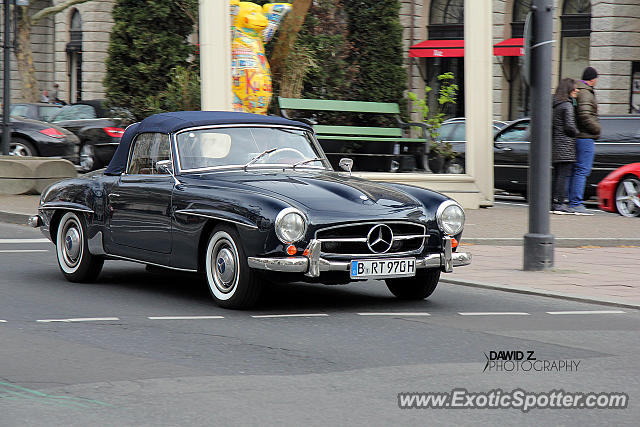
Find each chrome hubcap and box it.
[9,143,31,157]
[61,219,82,267]
[213,245,237,292]
[616,178,640,217]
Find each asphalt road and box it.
[1,222,638,426]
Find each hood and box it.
[184,169,425,215]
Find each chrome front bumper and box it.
[247,237,471,278]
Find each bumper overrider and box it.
[248,236,471,278]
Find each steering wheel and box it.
[265,147,306,163]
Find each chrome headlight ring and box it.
[275,207,307,243]
[436,199,465,236]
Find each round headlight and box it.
[275,208,307,243]
[436,200,465,236]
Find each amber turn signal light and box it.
[451,238,459,249]
[286,245,297,255]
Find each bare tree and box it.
[15,0,92,102]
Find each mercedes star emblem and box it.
[366,224,393,253]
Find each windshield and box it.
[176,126,329,171]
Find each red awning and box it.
[493,38,524,57]
[409,40,464,58]
[409,38,525,58]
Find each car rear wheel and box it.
[56,212,104,282]
[615,176,640,217]
[204,225,262,308]
[9,137,37,157]
[385,268,441,300]
[80,144,99,171]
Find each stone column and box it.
[464,0,494,206]
[199,0,232,111]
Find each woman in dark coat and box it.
[551,78,579,213]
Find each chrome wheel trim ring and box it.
[615,178,640,217]
[206,231,240,301]
[56,213,84,273]
[80,145,95,171]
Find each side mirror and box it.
[339,158,353,173]
[155,160,173,174]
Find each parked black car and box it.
[48,100,133,171]
[446,116,640,199]
[3,116,79,162]
[30,111,471,309]
[10,102,63,122]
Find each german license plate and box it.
[350,258,416,279]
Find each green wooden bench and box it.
[277,97,430,172]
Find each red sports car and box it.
[597,162,640,217]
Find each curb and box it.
[441,278,640,310]
[464,237,640,247]
[0,211,30,225]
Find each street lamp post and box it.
[523,0,554,270]
[2,0,11,156]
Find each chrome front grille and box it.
[315,222,428,258]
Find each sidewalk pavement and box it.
[1,194,638,309]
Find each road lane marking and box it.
[357,312,431,316]
[546,310,626,315]
[0,239,50,243]
[0,249,49,253]
[0,320,6,323]
[36,317,120,323]
[251,313,329,318]
[459,312,530,316]
[148,316,224,320]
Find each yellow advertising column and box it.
[464,0,494,206]
[200,0,233,111]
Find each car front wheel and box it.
[10,137,37,157]
[56,212,104,282]
[385,268,441,300]
[204,226,262,308]
[615,176,640,217]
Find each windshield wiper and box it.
[244,148,277,171]
[292,158,324,170]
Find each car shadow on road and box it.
[87,263,444,313]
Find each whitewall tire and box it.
[56,212,103,282]
[205,226,262,308]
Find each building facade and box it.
[1,0,114,104]
[401,0,640,120]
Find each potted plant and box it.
[407,72,459,173]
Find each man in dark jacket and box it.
[567,66,600,215]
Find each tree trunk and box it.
[268,0,312,81]
[15,6,40,102]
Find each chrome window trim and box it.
[172,124,329,174]
[125,132,173,176]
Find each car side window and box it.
[10,105,29,118]
[127,133,171,175]
[449,123,466,141]
[50,104,97,122]
[496,122,530,142]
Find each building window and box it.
[426,0,465,117]
[67,10,83,103]
[560,0,591,80]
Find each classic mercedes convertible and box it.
[30,111,471,308]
